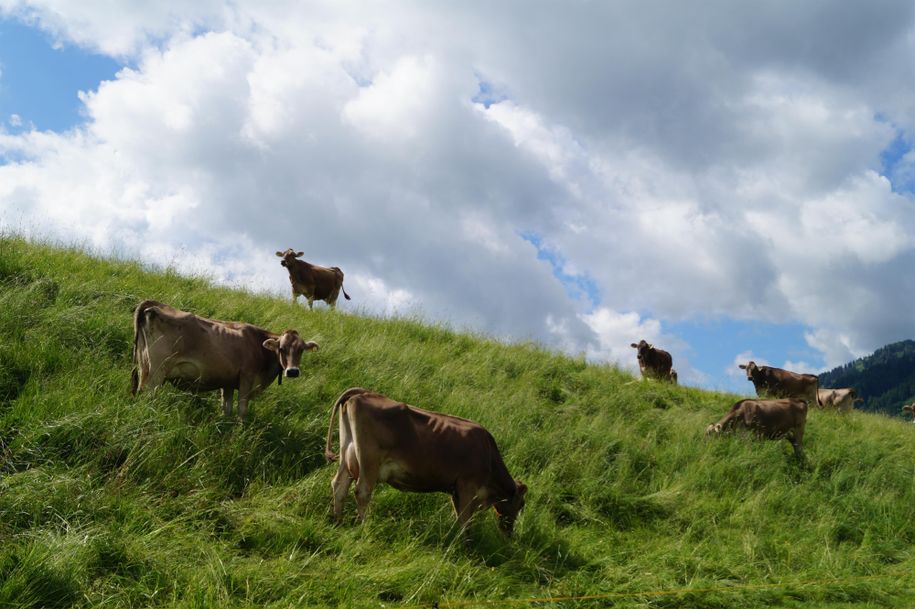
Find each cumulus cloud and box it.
[2,0,915,386]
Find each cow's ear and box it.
[630,343,638,348]
[295,251,304,257]
[516,482,527,498]
[275,251,284,257]
[738,364,747,369]
[304,341,320,352]
[263,338,279,352]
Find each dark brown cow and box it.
[630,340,674,382]
[324,388,527,534]
[277,248,351,309]
[706,398,808,459]
[130,300,318,419]
[817,388,862,412]
[738,361,821,407]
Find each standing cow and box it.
[324,387,527,535]
[738,361,821,407]
[706,398,808,460]
[131,300,319,420]
[630,340,674,382]
[903,403,915,423]
[276,248,351,309]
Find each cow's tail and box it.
[332,267,351,301]
[130,300,160,396]
[325,387,370,462]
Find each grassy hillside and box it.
[2,235,915,609]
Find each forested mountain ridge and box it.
[819,339,915,415]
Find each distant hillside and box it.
[818,340,915,416]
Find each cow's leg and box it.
[142,362,169,395]
[292,290,299,305]
[331,461,352,524]
[452,485,483,531]
[307,296,314,310]
[237,379,254,422]
[221,388,234,417]
[790,427,806,461]
[354,473,377,523]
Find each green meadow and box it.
[1,235,914,608]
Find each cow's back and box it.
[347,394,494,492]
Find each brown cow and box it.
[277,249,351,309]
[706,398,808,459]
[324,387,527,534]
[630,340,674,382]
[738,361,821,407]
[903,403,915,422]
[817,388,862,412]
[130,300,318,419]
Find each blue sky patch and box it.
[521,231,601,307]
[472,78,508,109]
[0,19,121,133]
[669,317,823,393]
[876,115,913,193]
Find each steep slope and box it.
[2,236,915,608]
[819,340,915,415]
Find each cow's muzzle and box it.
[285,368,300,378]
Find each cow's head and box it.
[276,249,304,269]
[904,403,915,421]
[263,330,319,378]
[494,481,527,535]
[738,361,760,382]
[630,339,651,361]
[705,423,723,436]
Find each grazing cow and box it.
[738,361,821,407]
[706,398,808,459]
[903,403,915,423]
[276,249,351,309]
[817,388,862,412]
[630,340,674,382]
[130,300,319,419]
[324,387,527,534]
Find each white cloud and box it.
[2,1,915,386]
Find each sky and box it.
[1,1,914,394]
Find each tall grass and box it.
[1,235,914,608]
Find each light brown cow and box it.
[324,387,527,534]
[706,398,808,459]
[817,388,862,412]
[738,361,821,407]
[130,300,318,419]
[277,248,351,309]
[630,340,674,382]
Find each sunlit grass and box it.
[1,235,914,608]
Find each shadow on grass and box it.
[0,543,80,609]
